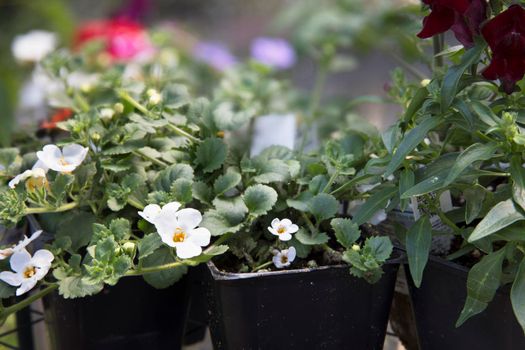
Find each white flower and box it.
[37,144,88,173]
[147,89,162,105]
[0,230,43,260]
[268,218,299,241]
[146,202,211,259]
[100,108,115,120]
[12,30,57,63]
[8,168,47,189]
[272,247,296,268]
[0,248,53,296]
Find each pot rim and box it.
[208,250,404,281]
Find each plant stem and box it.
[322,170,340,193]
[252,261,273,272]
[132,150,168,167]
[301,212,317,235]
[126,197,145,210]
[433,35,444,70]
[125,260,188,276]
[0,285,57,319]
[117,90,201,144]
[25,201,78,215]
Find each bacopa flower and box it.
[8,168,47,190]
[272,246,296,269]
[37,144,88,173]
[11,30,57,63]
[193,41,237,72]
[417,0,487,47]
[482,5,525,94]
[74,18,153,61]
[268,218,299,241]
[40,108,73,130]
[251,37,296,70]
[0,248,53,296]
[141,202,211,259]
[0,230,42,260]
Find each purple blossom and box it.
[193,42,237,72]
[250,37,296,70]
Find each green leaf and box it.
[441,41,485,110]
[50,173,74,204]
[170,178,193,204]
[109,218,131,241]
[511,156,525,189]
[403,87,428,122]
[331,218,360,248]
[511,257,525,333]
[469,199,525,242]
[58,276,104,299]
[154,164,194,192]
[295,229,330,245]
[213,197,248,225]
[186,245,229,265]
[456,248,505,327]
[56,211,97,252]
[195,138,227,173]
[243,184,278,216]
[307,193,339,222]
[470,100,498,127]
[385,117,443,176]
[138,233,163,259]
[444,143,498,186]
[399,169,415,211]
[286,192,313,212]
[366,236,393,262]
[214,170,242,196]
[142,247,188,289]
[201,210,244,236]
[464,185,486,224]
[401,170,448,198]
[353,186,397,226]
[193,181,212,203]
[0,281,15,298]
[406,216,432,288]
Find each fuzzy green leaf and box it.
[243,184,278,216]
[195,138,227,173]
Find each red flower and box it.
[40,109,73,130]
[74,18,153,61]
[482,5,525,94]
[417,0,487,47]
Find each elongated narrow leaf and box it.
[470,100,498,127]
[464,185,486,224]
[403,87,428,123]
[456,248,505,327]
[468,199,525,242]
[406,216,432,287]
[401,171,447,199]
[352,186,397,226]
[512,257,525,333]
[441,41,485,110]
[511,156,525,188]
[385,117,443,176]
[399,169,415,211]
[444,143,498,186]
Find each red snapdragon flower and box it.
[417,0,487,47]
[482,5,525,94]
[74,18,153,61]
[40,109,73,130]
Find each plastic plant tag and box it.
[250,114,296,156]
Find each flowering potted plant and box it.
[0,29,251,347]
[202,117,402,349]
[383,1,525,348]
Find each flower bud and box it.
[351,244,361,252]
[91,132,101,142]
[100,108,114,120]
[123,242,136,256]
[420,79,431,87]
[114,102,124,114]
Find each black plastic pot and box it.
[206,256,402,350]
[407,256,525,350]
[43,275,191,350]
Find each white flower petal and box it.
[280,218,292,227]
[16,278,38,296]
[62,144,88,166]
[156,221,178,248]
[272,254,284,268]
[0,248,14,260]
[10,249,32,273]
[8,170,32,189]
[155,201,182,224]
[288,224,299,234]
[287,246,297,262]
[0,271,22,286]
[279,233,292,241]
[271,218,280,228]
[138,204,162,224]
[37,145,62,172]
[14,230,43,253]
[268,227,279,236]
[176,208,202,230]
[32,160,49,172]
[162,201,182,215]
[32,249,54,268]
[188,227,211,247]
[12,30,57,63]
[175,241,202,259]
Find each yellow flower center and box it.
[23,266,37,279]
[280,255,288,264]
[173,227,186,243]
[26,177,49,192]
[277,226,286,234]
[58,157,70,166]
